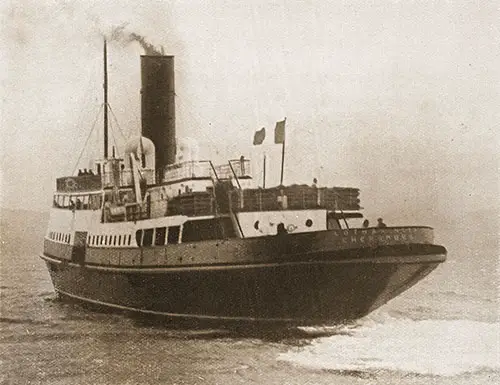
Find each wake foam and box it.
[279,318,500,377]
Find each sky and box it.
[1,0,499,232]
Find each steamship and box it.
[40,42,446,326]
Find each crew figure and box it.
[362,219,369,228]
[103,198,111,222]
[377,218,387,228]
[240,155,246,175]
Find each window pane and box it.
[167,226,180,244]
[155,227,166,246]
[181,219,228,242]
[143,229,154,247]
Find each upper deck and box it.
[55,159,251,193]
[53,156,361,228]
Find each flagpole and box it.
[103,38,109,159]
[263,154,266,188]
[279,118,286,186]
[280,140,285,185]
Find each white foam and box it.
[279,319,500,377]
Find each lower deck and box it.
[43,226,441,268]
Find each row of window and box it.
[50,218,234,249]
[134,218,235,247]
[53,194,103,210]
[88,234,132,247]
[136,226,181,247]
[87,221,214,249]
[48,231,70,244]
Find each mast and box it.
[103,39,109,159]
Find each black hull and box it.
[42,246,445,326]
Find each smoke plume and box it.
[105,24,164,55]
[128,33,165,55]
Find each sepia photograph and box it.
[1,1,498,384]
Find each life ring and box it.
[65,178,77,190]
[287,224,297,233]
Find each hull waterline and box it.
[41,243,445,326]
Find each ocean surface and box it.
[0,209,498,384]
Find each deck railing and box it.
[163,161,214,182]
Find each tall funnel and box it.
[141,55,176,181]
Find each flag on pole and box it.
[274,119,286,144]
[253,127,266,145]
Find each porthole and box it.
[305,219,313,227]
[254,220,259,230]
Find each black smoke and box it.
[128,33,164,56]
[105,24,164,55]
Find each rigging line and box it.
[72,103,104,175]
[107,104,128,140]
